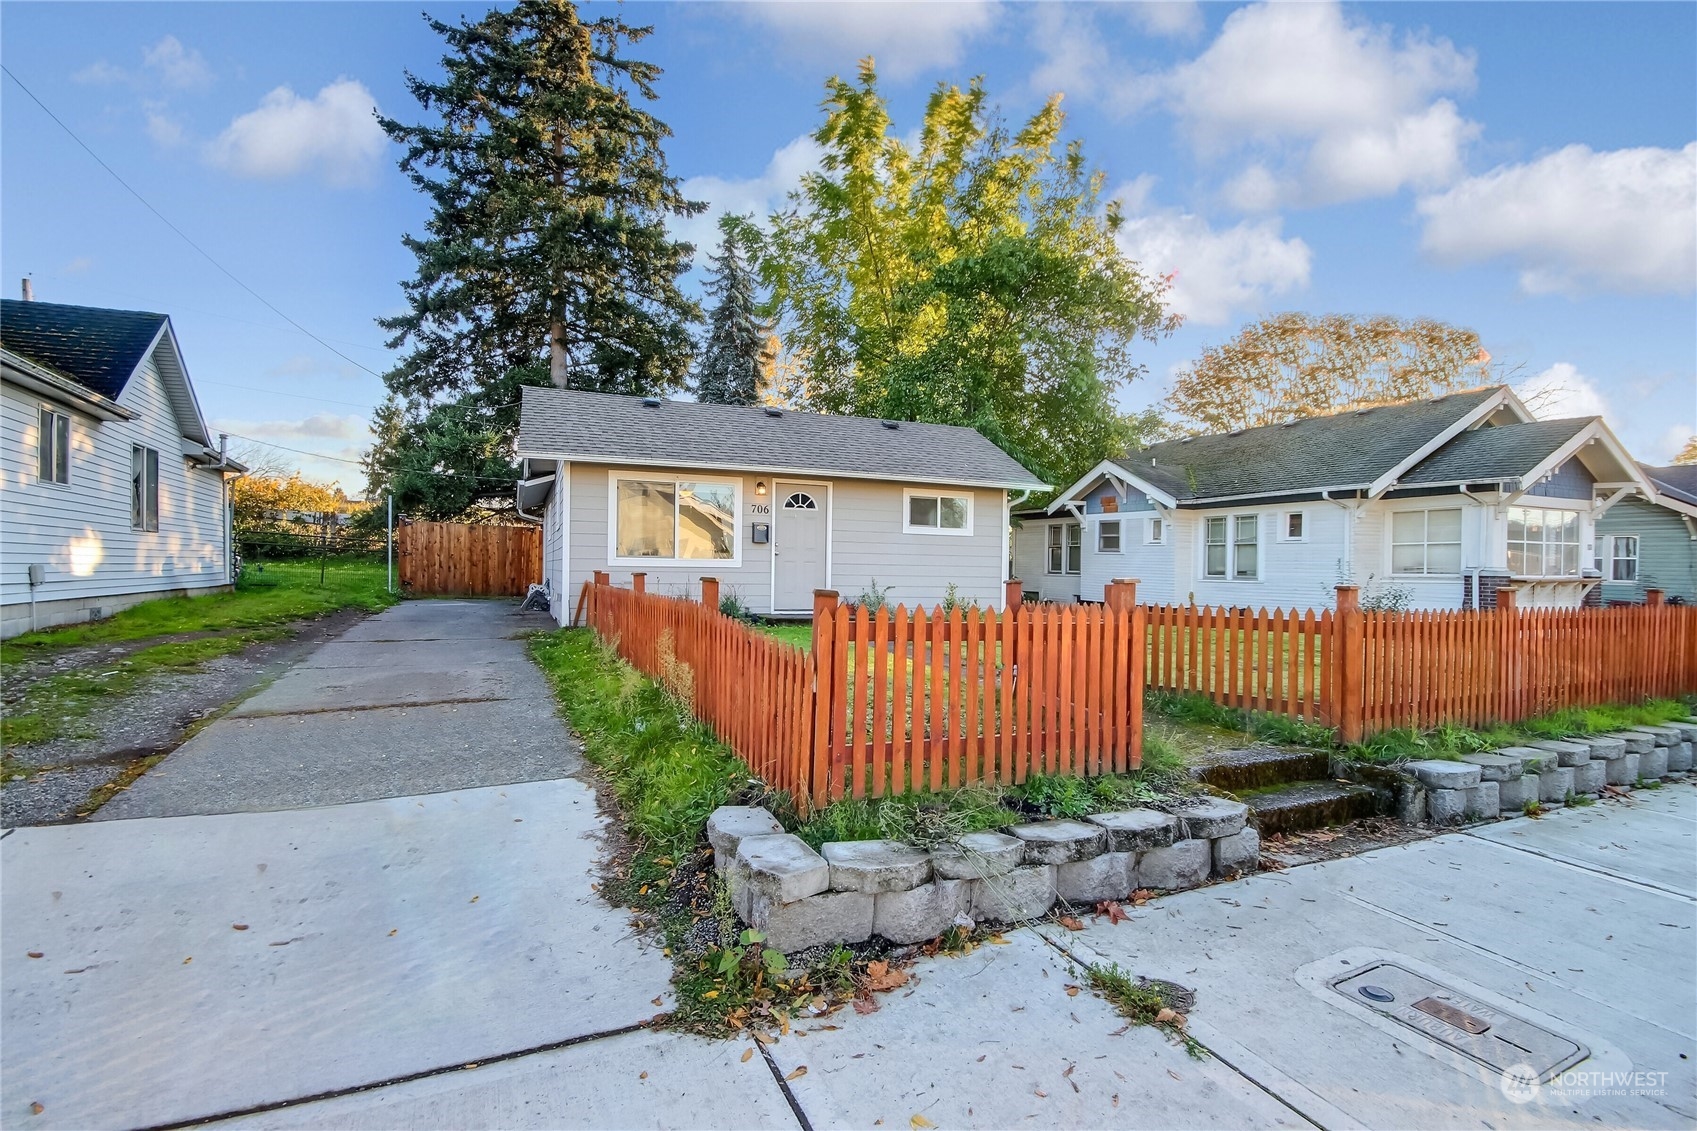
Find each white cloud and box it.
[1652,424,1694,465]
[1417,143,1697,296]
[206,79,386,187]
[1516,362,1609,421]
[676,134,825,252]
[1112,182,1312,325]
[217,413,368,443]
[1128,1,1203,39]
[1028,6,1160,110]
[72,60,128,85]
[61,256,94,276]
[739,1,1000,81]
[143,35,213,91]
[144,103,185,147]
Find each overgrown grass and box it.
[530,628,757,859]
[1350,699,1692,764]
[756,622,813,650]
[2,629,289,747]
[1,557,393,661]
[1144,689,1338,748]
[1084,961,1206,1058]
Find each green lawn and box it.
[2,558,395,659]
[756,621,812,649]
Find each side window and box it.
[1065,523,1082,575]
[131,444,160,532]
[1098,520,1121,553]
[1204,516,1228,578]
[1610,535,1639,582]
[38,407,70,484]
[1283,511,1304,541]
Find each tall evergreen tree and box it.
[368,0,702,512]
[694,218,769,405]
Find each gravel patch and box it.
[1,764,119,828]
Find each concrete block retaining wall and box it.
[1404,718,1696,826]
[711,799,1256,952]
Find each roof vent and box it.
[881,420,900,430]
[1354,407,1373,416]
[1229,429,1245,436]
[763,406,783,417]
[1281,420,1299,427]
[641,397,661,408]
[1179,437,1194,444]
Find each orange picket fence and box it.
[1146,586,1697,741]
[582,577,1143,811]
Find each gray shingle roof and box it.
[516,386,1047,489]
[1109,387,1503,502]
[1400,417,1593,486]
[1645,464,1697,507]
[0,299,166,399]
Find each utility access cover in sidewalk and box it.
[1330,962,1588,1083]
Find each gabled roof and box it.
[1644,464,1697,509]
[0,298,211,445]
[0,299,166,400]
[516,386,1047,490]
[1400,417,1595,486]
[1093,387,1507,505]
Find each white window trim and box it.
[1097,517,1122,554]
[1144,515,1166,546]
[1606,533,1639,582]
[38,405,71,486]
[1279,510,1306,542]
[1046,523,1065,575]
[902,487,974,536]
[1502,501,1588,580]
[1065,522,1082,575]
[1201,512,1261,581]
[1385,504,1465,578]
[131,443,160,533]
[605,469,744,568]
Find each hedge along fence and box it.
[1145,585,1697,742]
[582,575,1145,812]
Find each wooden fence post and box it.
[700,577,720,611]
[809,589,840,811]
[1005,578,1024,611]
[631,572,646,594]
[593,570,609,587]
[1335,585,1364,745]
[1105,579,1142,769]
[1495,586,1519,722]
[1646,588,1666,607]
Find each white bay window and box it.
[612,476,737,563]
[1507,506,1581,578]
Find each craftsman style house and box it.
[1018,386,1660,611]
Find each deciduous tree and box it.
[746,62,1176,485]
[1164,313,1494,436]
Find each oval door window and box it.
[783,492,818,510]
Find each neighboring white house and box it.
[514,387,1048,623]
[1018,386,1657,612]
[1,298,244,637]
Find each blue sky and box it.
[3,1,1693,490]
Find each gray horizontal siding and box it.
[1597,497,1696,602]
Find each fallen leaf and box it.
[1112,1094,1120,1108]
[469,896,479,904]
[1034,1088,1048,1098]
[910,1116,936,1129]
[1057,915,1085,931]
[779,1013,791,1036]
[853,998,880,1015]
[1167,1069,1182,1081]
[785,1066,808,1081]
[1062,1064,1075,1077]
[753,1030,772,1044]
[30,1102,44,1115]
[864,961,909,992]
[741,1048,754,1063]
[1095,900,1130,925]
[388,929,397,937]
[639,1072,648,1080]
[1155,1007,1178,1024]
[1109,1023,1130,1036]
[987,934,1010,945]
[231,924,249,932]
[702,990,720,1000]
[26,952,42,960]
[976,1055,986,1063]
[182,957,192,965]
[1064,984,1081,997]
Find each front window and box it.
[1204,513,1259,579]
[38,407,70,484]
[1098,520,1121,553]
[614,476,736,561]
[905,491,971,534]
[1506,506,1581,578]
[131,444,159,532]
[1609,535,1639,582]
[1390,508,1462,575]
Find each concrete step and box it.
[1243,780,1386,838]
[1190,746,1332,792]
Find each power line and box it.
[2,64,385,380]
[223,432,522,484]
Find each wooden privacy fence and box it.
[583,575,1144,811]
[1146,585,1697,741]
[397,520,541,597]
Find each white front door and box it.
[773,482,828,612]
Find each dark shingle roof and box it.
[1645,464,1697,507]
[1109,388,1503,502]
[1,299,167,399]
[1401,417,1594,486]
[517,387,1046,489]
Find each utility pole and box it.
[387,494,394,594]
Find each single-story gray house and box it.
[514,387,1047,623]
[1596,463,1697,604]
[2,298,244,637]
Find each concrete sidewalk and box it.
[94,601,570,819]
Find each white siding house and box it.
[1,300,242,637]
[1042,387,1656,612]
[515,388,1047,624]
